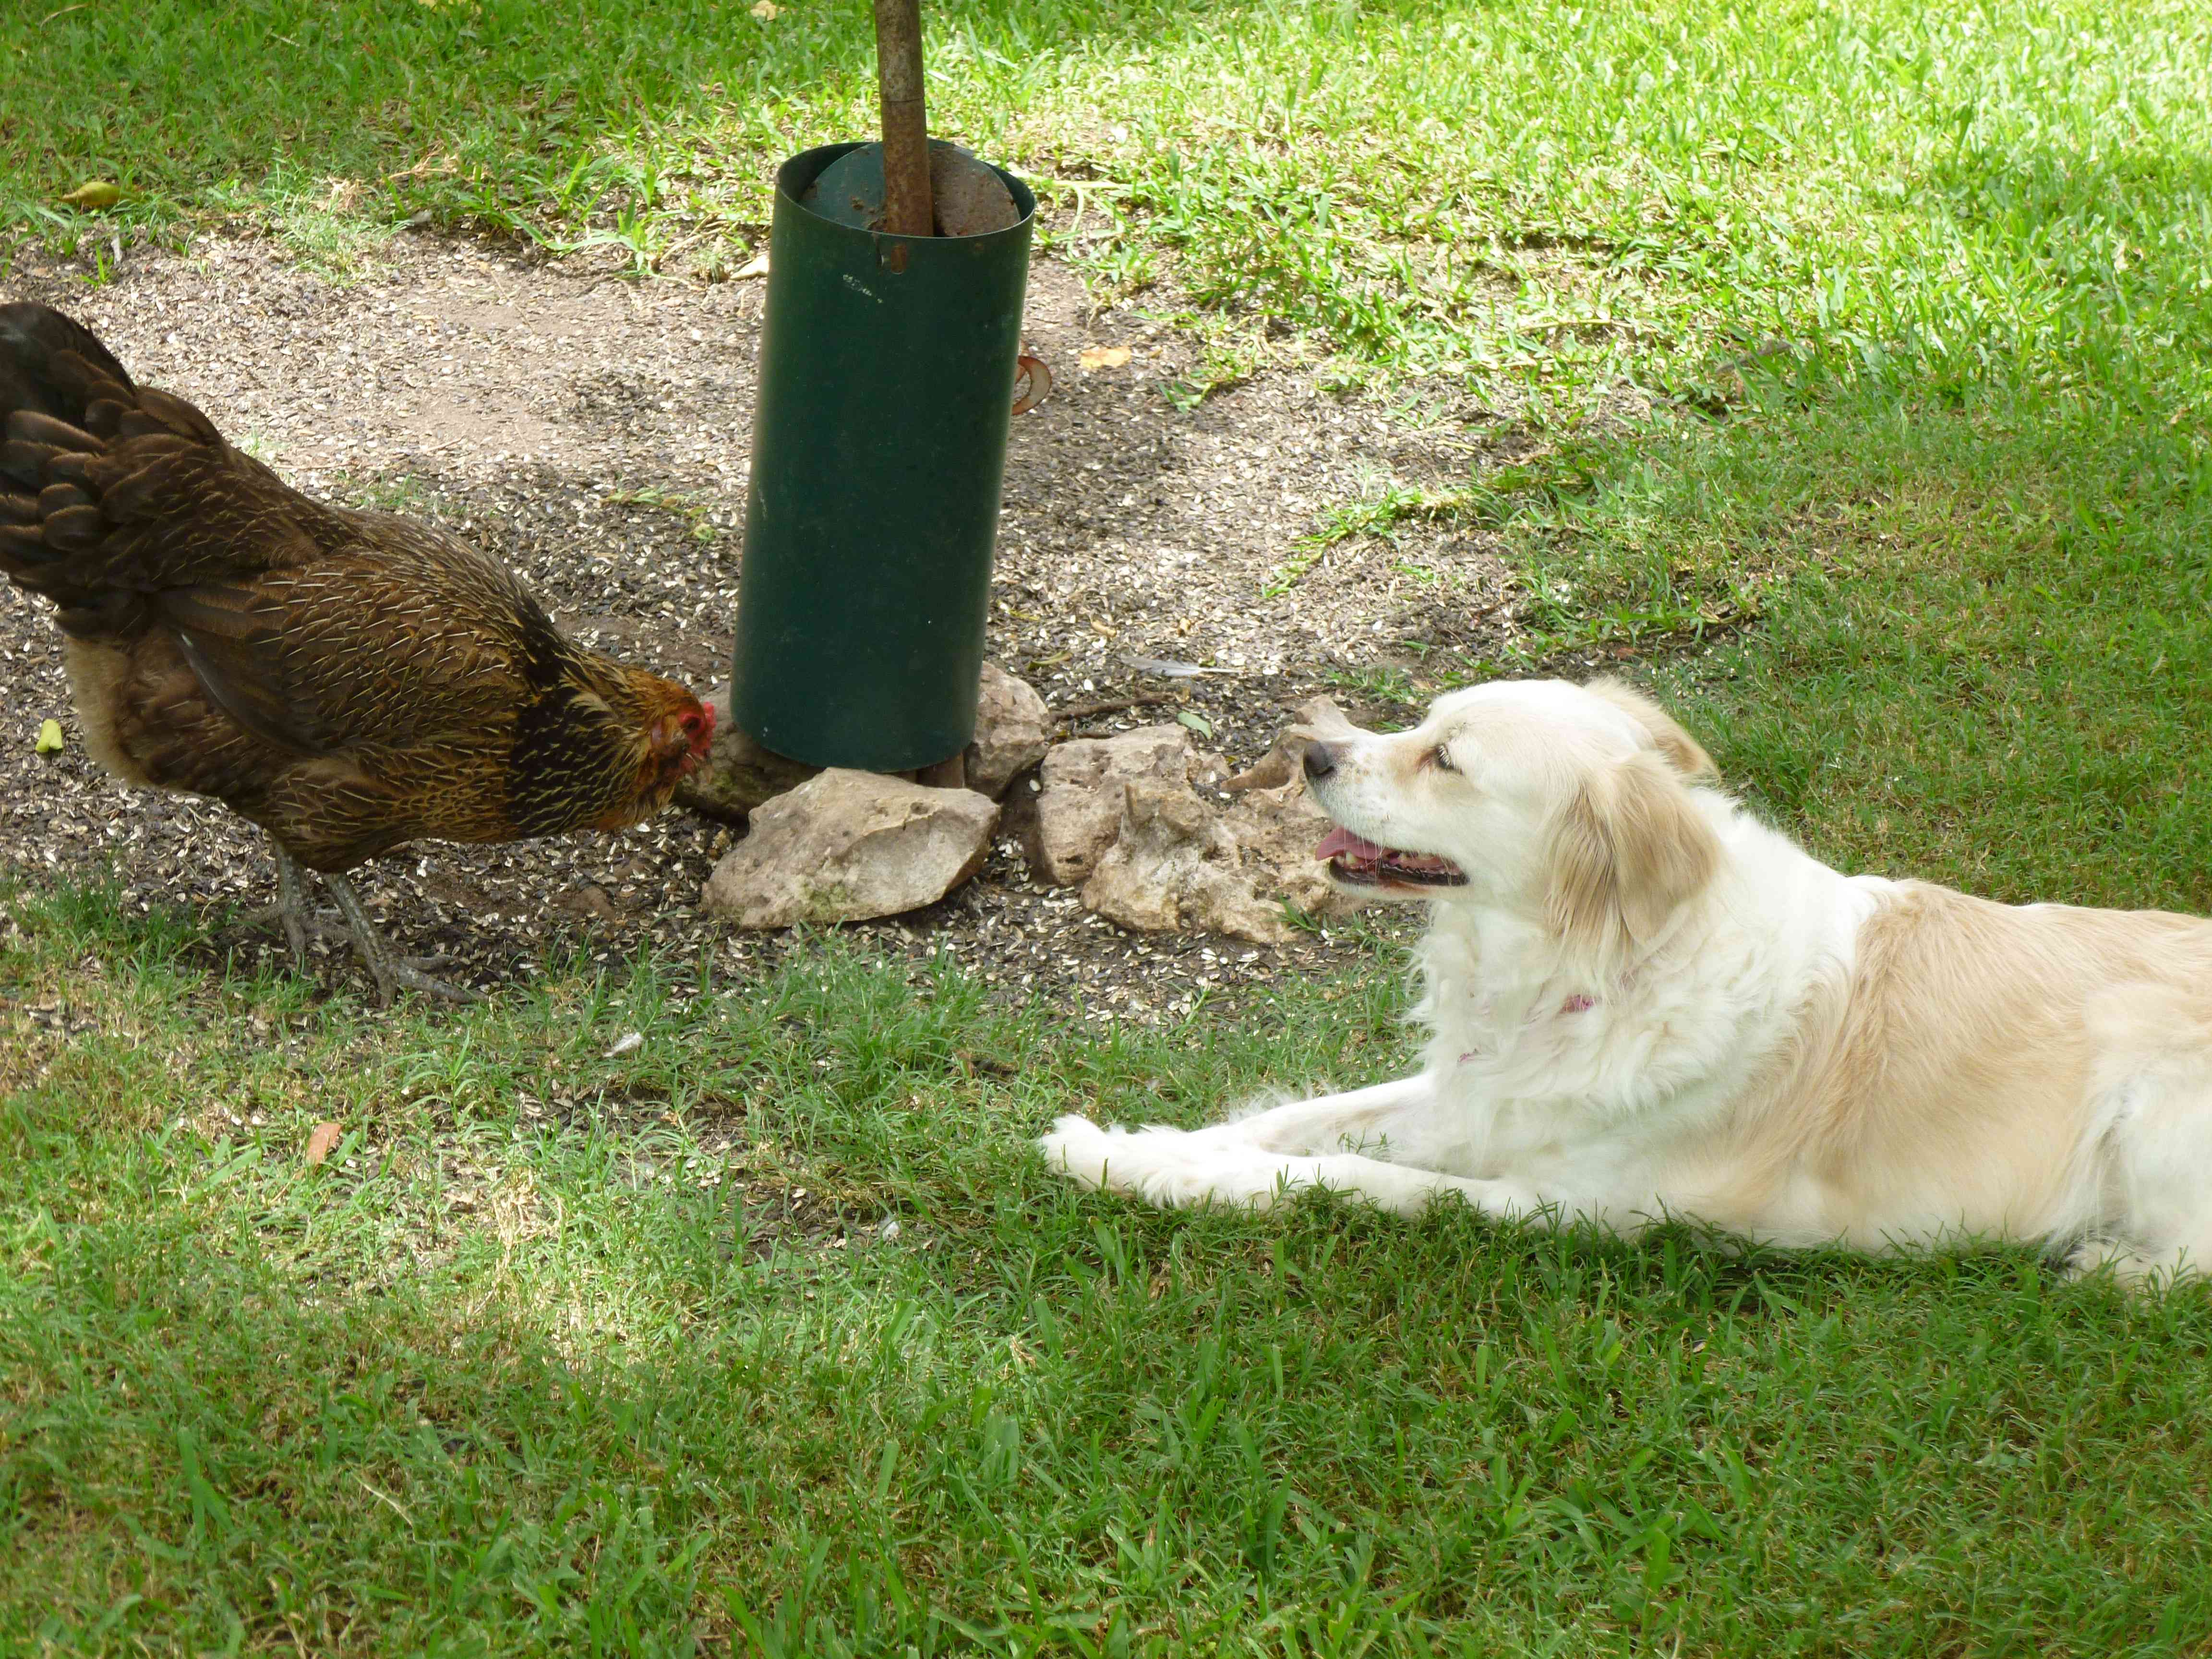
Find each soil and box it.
[0,226,1527,1017]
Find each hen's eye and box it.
[1433,744,1457,773]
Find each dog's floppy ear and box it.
[1582,679,1719,782]
[1548,748,1720,966]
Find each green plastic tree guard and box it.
[731,140,1036,772]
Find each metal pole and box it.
[873,0,934,236]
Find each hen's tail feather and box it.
[0,302,136,424]
[0,302,334,614]
[0,303,141,593]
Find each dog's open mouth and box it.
[1315,827,1468,888]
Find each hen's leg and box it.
[273,845,312,970]
[224,845,343,967]
[324,873,481,1006]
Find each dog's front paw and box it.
[1038,1114,1120,1190]
[1037,1114,1209,1202]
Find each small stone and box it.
[1082,779,1290,945]
[674,686,819,822]
[701,769,999,927]
[1024,723,1194,885]
[965,662,1051,799]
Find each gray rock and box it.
[1024,723,1195,885]
[1082,780,1290,945]
[675,686,819,823]
[700,769,999,927]
[964,663,1052,799]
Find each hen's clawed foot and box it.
[323,872,482,1006]
[255,848,348,969]
[226,848,347,970]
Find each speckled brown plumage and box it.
[0,301,710,996]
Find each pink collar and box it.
[1460,989,1600,1064]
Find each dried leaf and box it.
[35,719,64,755]
[60,180,121,210]
[304,1121,343,1165]
[749,0,779,16]
[1079,345,1132,371]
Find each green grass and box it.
[7,880,2211,1655]
[8,0,2212,1648]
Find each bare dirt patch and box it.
[2,229,1522,1013]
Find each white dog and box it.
[1041,679,2212,1283]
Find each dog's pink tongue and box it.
[1316,827,1389,862]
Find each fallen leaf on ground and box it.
[734,251,770,279]
[60,180,120,210]
[35,719,64,755]
[304,1122,344,1165]
[749,0,779,16]
[1079,345,1132,370]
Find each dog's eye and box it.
[1432,744,1456,773]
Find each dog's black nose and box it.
[1303,743,1337,780]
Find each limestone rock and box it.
[965,663,1052,799]
[701,769,999,927]
[675,686,820,823]
[1224,777,1361,918]
[1082,780,1290,945]
[1226,695,1356,793]
[1024,723,1195,885]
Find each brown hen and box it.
[0,302,712,1002]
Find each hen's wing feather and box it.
[151,518,558,759]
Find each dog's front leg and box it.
[1037,1120,1551,1219]
[1041,1071,1494,1213]
[1215,1075,1440,1155]
[1038,1073,1442,1200]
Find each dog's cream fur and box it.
[1040,679,2212,1283]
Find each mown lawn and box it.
[6,0,2212,1652]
